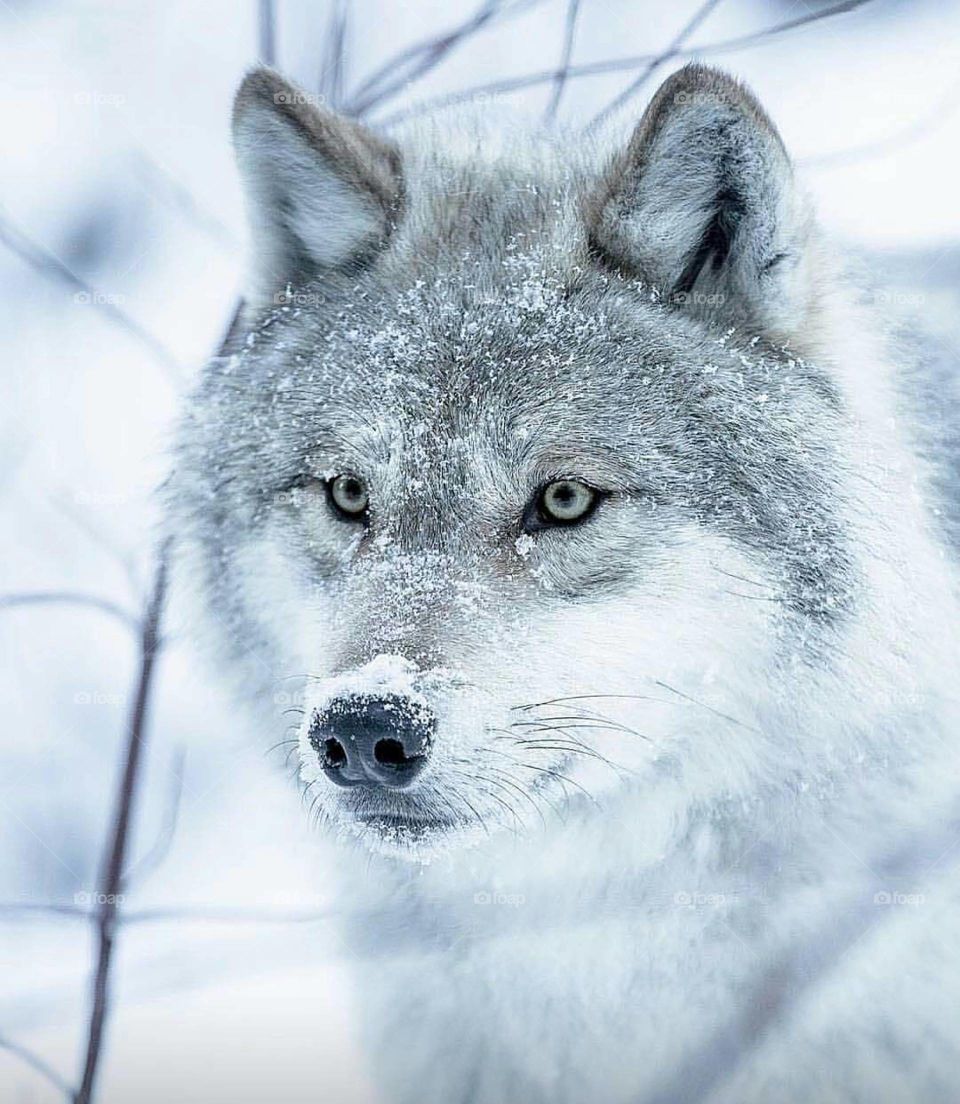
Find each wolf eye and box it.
[328,474,369,519]
[528,479,598,529]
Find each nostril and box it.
[323,737,347,768]
[313,694,435,788]
[374,737,411,767]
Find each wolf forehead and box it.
[174,64,859,621]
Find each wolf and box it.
[168,62,960,1103]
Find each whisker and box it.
[445,777,491,837]
[452,770,523,832]
[484,746,601,809]
[514,693,664,712]
[514,719,653,744]
[509,738,617,766]
[265,738,300,755]
[652,679,759,733]
[480,764,549,828]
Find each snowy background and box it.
[1,0,959,1100]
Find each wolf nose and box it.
[309,695,435,789]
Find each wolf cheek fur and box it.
[168,63,960,1104]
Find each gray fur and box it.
[167,64,960,1104]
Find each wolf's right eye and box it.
[328,474,369,520]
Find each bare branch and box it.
[586,0,723,132]
[128,151,237,250]
[0,592,139,634]
[121,747,186,887]
[0,902,92,920]
[801,73,960,168]
[345,0,541,118]
[0,216,184,387]
[258,0,276,66]
[0,1033,74,1100]
[346,0,502,110]
[319,0,349,109]
[543,0,581,124]
[376,0,876,127]
[122,905,337,925]
[75,541,170,1104]
[51,493,144,601]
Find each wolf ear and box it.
[232,68,402,309]
[589,64,815,339]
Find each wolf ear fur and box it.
[232,68,402,309]
[589,64,815,339]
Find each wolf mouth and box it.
[353,809,456,842]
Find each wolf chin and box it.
[168,64,960,1103]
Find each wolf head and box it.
[171,65,867,858]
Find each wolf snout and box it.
[309,694,436,789]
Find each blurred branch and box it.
[586,0,723,132]
[345,0,541,118]
[121,747,186,887]
[0,215,184,388]
[0,1033,74,1100]
[0,902,92,920]
[377,0,875,126]
[129,152,238,250]
[51,493,144,601]
[543,0,581,123]
[320,0,349,109]
[258,0,276,66]
[0,901,334,925]
[801,74,960,168]
[75,540,170,1104]
[0,592,139,634]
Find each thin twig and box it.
[320,0,349,109]
[51,493,144,601]
[128,152,237,250]
[0,592,139,634]
[346,0,541,118]
[376,0,875,126]
[74,541,170,1104]
[345,0,503,112]
[121,747,186,887]
[801,74,960,168]
[586,0,724,132]
[0,216,184,387]
[543,0,581,123]
[0,902,92,920]
[0,1033,74,1100]
[258,0,276,66]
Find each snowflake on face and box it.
[514,533,535,559]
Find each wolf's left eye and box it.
[328,474,369,519]
[526,479,598,530]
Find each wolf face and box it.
[171,66,866,857]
